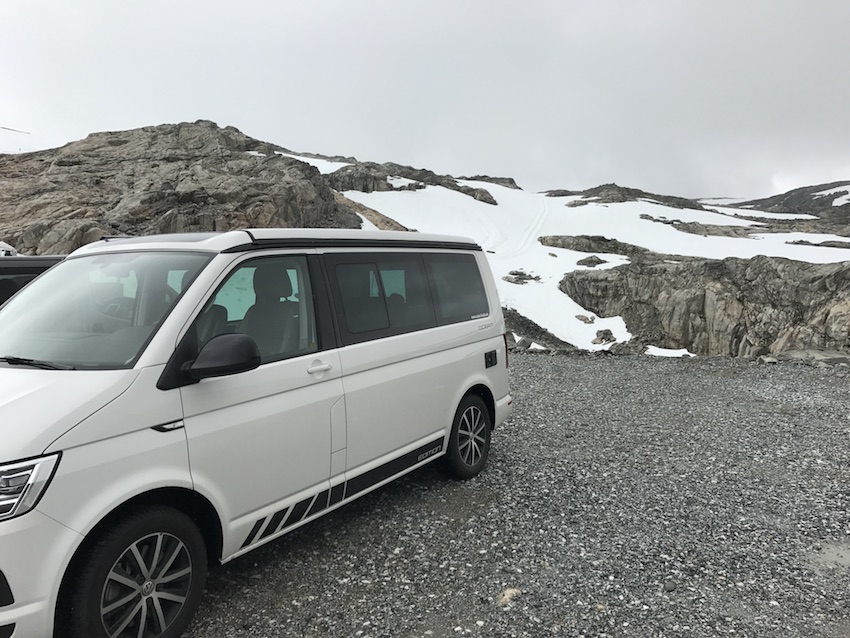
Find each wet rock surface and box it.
[186,354,850,638]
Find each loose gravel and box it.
[185,354,850,638]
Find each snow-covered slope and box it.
[282,153,850,353]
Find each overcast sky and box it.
[1,0,848,198]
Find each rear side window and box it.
[423,253,489,324]
[327,253,437,344]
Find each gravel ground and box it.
[185,354,850,638]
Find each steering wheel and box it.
[99,296,135,320]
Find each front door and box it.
[179,254,343,557]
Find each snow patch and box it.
[388,176,418,188]
[815,185,850,206]
[646,346,696,358]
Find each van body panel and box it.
[0,367,137,459]
[0,510,79,637]
[36,426,193,536]
[44,365,181,451]
[339,326,502,474]
[181,350,344,558]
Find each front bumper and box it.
[0,510,82,638]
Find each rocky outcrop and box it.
[326,162,498,205]
[561,255,850,357]
[736,181,850,215]
[550,183,706,210]
[457,175,521,190]
[332,192,409,231]
[540,235,654,259]
[0,120,360,254]
[503,307,576,352]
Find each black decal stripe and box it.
[259,507,290,540]
[282,495,315,531]
[346,438,443,498]
[330,483,345,506]
[238,438,444,551]
[307,489,329,517]
[241,517,266,549]
[0,623,14,638]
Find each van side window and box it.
[423,253,489,325]
[334,262,389,334]
[196,255,317,362]
[328,253,437,344]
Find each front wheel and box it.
[443,394,492,479]
[65,506,208,638]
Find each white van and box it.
[0,229,512,638]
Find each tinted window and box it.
[328,253,437,344]
[424,253,489,324]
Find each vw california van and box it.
[0,229,512,638]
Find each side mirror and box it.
[186,333,261,380]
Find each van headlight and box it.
[0,454,60,521]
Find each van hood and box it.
[0,367,138,461]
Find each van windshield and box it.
[0,251,212,370]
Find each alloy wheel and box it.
[99,531,193,638]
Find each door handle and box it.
[307,361,332,374]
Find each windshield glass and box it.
[0,251,212,370]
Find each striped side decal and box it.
[241,518,266,549]
[240,437,444,550]
[259,507,290,541]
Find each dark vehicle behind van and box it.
[0,255,64,304]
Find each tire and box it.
[443,394,492,479]
[65,506,207,638]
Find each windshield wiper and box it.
[0,356,75,370]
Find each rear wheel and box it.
[65,506,207,638]
[443,394,492,479]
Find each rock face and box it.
[548,182,707,210]
[325,162,498,204]
[561,255,850,357]
[737,181,850,215]
[0,120,360,254]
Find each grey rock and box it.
[560,254,850,357]
[563,183,707,210]
[576,255,607,267]
[592,329,616,345]
[457,175,521,190]
[502,307,575,352]
[0,120,361,254]
[502,270,541,285]
[326,162,497,205]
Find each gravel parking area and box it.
[186,354,850,638]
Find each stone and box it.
[576,255,607,267]
[592,329,616,345]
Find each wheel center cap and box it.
[141,580,155,597]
